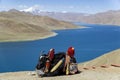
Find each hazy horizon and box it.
[0,0,120,14]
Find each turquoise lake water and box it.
[0,23,120,72]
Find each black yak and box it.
[36,52,78,77]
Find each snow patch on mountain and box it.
[20,5,41,13]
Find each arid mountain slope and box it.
[0,9,82,42]
[38,10,120,26]
[79,49,120,67]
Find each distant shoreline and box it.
[0,27,86,43]
[1,22,119,43]
[0,32,57,43]
[2,22,119,43]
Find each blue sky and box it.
[0,0,120,14]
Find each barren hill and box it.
[82,10,120,26]
[38,10,120,26]
[0,9,81,42]
[79,49,120,68]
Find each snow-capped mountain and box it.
[20,6,120,25]
[20,5,41,14]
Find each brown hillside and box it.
[39,10,120,26]
[79,49,120,68]
[0,9,82,42]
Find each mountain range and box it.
[0,9,81,42]
[1,8,120,42]
[21,8,120,26]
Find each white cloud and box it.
[18,5,28,9]
[61,11,68,13]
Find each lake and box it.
[0,23,120,73]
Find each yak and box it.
[35,52,78,77]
